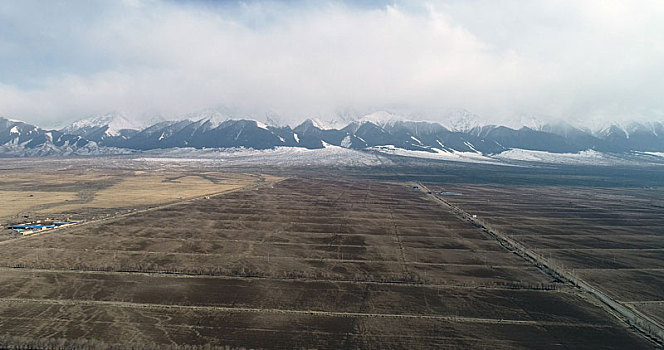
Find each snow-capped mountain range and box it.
[1,111,664,165]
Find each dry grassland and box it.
[51,174,254,211]
[0,190,78,220]
[0,168,261,224]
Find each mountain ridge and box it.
[2,114,664,162]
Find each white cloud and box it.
[1,0,663,127]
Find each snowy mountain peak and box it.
[296,118,341,131]
[184,109,231,129]
[585,120,662,139]
[594,122,642,139]
[62,111,140,137]
[512,114,547,131]
[359,111,404,127]
[443,109,483,132]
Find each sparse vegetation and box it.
[0,160,658,348]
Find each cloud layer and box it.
[1,0,663,126]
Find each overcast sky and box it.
[1,0,663,127]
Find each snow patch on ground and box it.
[370,145,664,166]
[135,146,389,167]
[0,141,134,157]
[497,149,606,164]
[370,145,503,165]
[494,149,660,166]
[643,152,664,158]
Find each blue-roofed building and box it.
[7,220,78,235]
[53,221,77,226]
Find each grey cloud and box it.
[0,0,663,127]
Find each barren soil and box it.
[0,169,654,349]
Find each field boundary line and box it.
[0,297,615,328]
[44,233,514,251]
[537,248,664,252]
[4,246,532,268]
[0,265,570,291]
[624,301,664,305]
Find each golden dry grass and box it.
[0,172,115,187]
[0,169,262,221]
[76,174,252,209]
[0,190,78,220]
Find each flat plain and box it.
[0,158,658,349]
[435,183,664,342]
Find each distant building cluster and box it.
[7,221,77,235]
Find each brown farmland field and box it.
[0,163,656,349]
[435,183,664,346]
